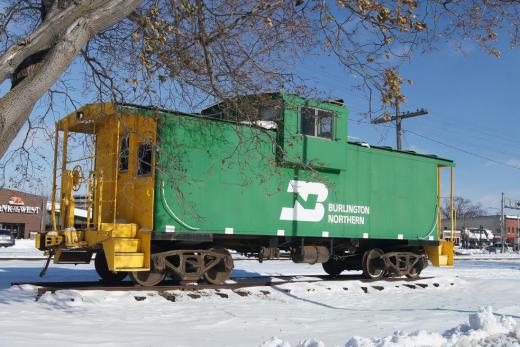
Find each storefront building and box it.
[0,188,46,239]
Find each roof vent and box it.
[328,99,344,106]
[76,111,85,121]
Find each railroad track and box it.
[0,257,48,261]
[455,256,520,261]
[11,274,437,299]
[0,256,289,261]
[3,255,520,262]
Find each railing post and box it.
[51,122,59,231]
[86,172,93,232]
[450,166,454,242]
[60,121,69,229]
[97,171,104,230]
[437,166,441,239]
[113,115,120,224]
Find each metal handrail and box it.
[65,156,95,164]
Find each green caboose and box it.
[36,93,455,286]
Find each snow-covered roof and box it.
[46,201,88,219]
[465,229,494,240]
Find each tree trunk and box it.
[0,0,142,159]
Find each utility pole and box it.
[517,216,519,253]
[502,195,520,253]
[371,101,428,151]
[396,100,402,151]
[501,192,505,253]
[479,225,483,248]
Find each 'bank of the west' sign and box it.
[0,196,41,214]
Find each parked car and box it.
[485,244,499,253]
[0,229,15,247]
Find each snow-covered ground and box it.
[0,239,46,258]
[455,248,520,261]
[1,243,520,346]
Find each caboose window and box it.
[137,143,153,176]
[300,107,333,139]
[317,110,332,139]
[119,135,129,172]
[259,106,283,121]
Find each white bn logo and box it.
[279,180,328,222]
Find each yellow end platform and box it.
[425,240,454,267]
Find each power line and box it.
[370,101,428,150]
[300,66,520,150]
[356,107,520,155]
[371,109,428,124]
[296,72,520,162]
[414,116,520,152]
[426,110,519,141]
[349,117,520,171]
[412,126,520,159]
[404,128,520,171]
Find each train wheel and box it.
[362,249,385,280]
[204,248,234,285]
[406,257,426,279]
[94,251,128,283]
[322,258,344,276]
[130,257,166,287]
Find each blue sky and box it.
[296,43,520,213]
[2,37,519,213]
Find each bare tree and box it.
[0,0,144,158]
[441,196,487,221]
[0,0,519,187]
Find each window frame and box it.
[259,105,284,122]
[136,142,153,177]
[299,106,334,140]
[118,134,130,173]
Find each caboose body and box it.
[37,93,455,285]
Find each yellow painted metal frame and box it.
[437,166,441,238]
[425,165,455,266]
[38,103,157,272]
[51,122,59,231]
[137,229,151,270]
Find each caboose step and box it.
[113,252,145,269]
[437,255,449,266]
[54,249,93,264]
[104,238,141,253]
[100,223,138,238]
[101,227,151,272]
[425,240,454,267]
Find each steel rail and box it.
[11,274,436,299]
[454,257,520,261]
[0,257,291,261]
[0,257,48,261]
[5,256,519,261]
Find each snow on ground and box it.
[0,239,45,258]
[1,245,520,346]
[454,247,520,260]
[262,307,520,347]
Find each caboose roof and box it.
[348,141,454,166]
[60,96,453,166]
[59,102,197,133]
